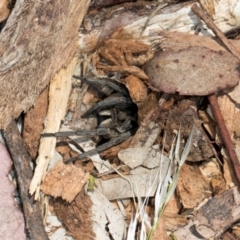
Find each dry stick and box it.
[192,4,240,185]
[3,121,49,240]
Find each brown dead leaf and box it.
[104,39,149,54]
[41,160,89,202]
[210,174,226,194]
[162,212,188,232]
[145,46,240,95]
[159,31,227,52]
[98,46,128,66]
[164,193,181,215]
[97,63,149,80]
[152,217,169,240]
[98,39,149,67]
[125,75,148,105]
[177,163,211,209]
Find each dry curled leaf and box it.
[125,75,148,105]
[145,46,240,95]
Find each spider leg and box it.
[73,76,129,96]
[64,130,134,163]
[99,111,133,134]
[82,93,133,118]
[41,128,118,138]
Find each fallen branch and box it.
[3,120,48,240]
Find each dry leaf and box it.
[152,217,169,240]
[125,75,148,105]
[177,164,211,209]
[97,64,149,80]
[41,160,89,202]
[145,46,240,95]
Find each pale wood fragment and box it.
[29,57,78,198]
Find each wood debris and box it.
[41,160,89,203]
[3,0,240,239]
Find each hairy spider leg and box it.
[73,76,129,96]
[81,93,133,118]
[64,131,134,163]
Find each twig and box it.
[191,4,240,185]
[208,94,240,184]
[3,121,49,240]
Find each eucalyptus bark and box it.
[0,0,90,129]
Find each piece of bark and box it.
[23,86,49,159]
[0,0,90,129]
[54,189,95,240]
[79,0,240,53]
[3,120,48,240]
[174,187,240,239]
[41,160,89,203]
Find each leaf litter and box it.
[18,3,240,240]
[36,43,240,239]
[145,46,240,96]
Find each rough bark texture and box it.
[4,121,49,240]
[0,0,90,129]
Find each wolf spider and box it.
[42,76,138,163]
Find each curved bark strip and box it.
[0,0,90,129]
